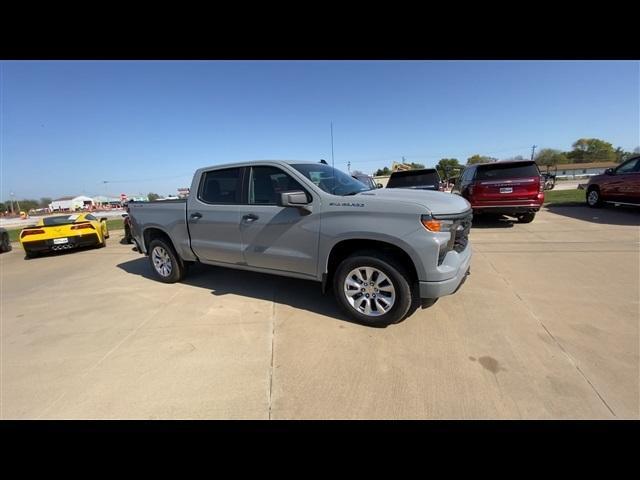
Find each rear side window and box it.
[199,168,242,204]
[475,162,540,181]
[387,170,441,188]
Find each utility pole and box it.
[531,145,537,161]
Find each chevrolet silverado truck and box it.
[128,160,472,326]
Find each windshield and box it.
[387,169,440,189]
[475,162,540,181]
[291,163,371,196]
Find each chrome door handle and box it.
[242,213,259,222]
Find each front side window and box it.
[199,168,242,204]
[249,166,308,205]
[615,158,640,174]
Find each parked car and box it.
[585,155,640,208]
[386,168,443,191]
[19,213,109,258]
[351,173,380,190]
[128,160,472,326]
[0,227,11,253]
[452,160,544,223]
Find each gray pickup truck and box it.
[129,160,472,326]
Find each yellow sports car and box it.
[19,213,110,258]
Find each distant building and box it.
[555,162,618,179]
[49,195,95,212]
[177,187,190,198]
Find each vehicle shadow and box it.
[470,214,515,229]
[116,257,366,325]
[544,204,640,226]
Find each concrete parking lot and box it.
[1,206,638,419]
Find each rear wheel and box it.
[148,238,185,283]
[586,187,602,208]
[333,252,413,327]
[517,212,536,223]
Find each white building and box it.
[49,195,95,212]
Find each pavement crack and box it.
[482,251,617,418]
[538,322,616,418]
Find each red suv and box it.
[452,160,544,223]
[585,156,640,208]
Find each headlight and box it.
[421,215,454,232]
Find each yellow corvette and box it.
[20,213,109,258]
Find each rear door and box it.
[187,167,246,264]
[472,162,541,204]
[239,165,320,277]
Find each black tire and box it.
[517,212,536,223]
[148,238,185,283]
[25,250,38,259]
[0,233,11,253]
[101,219,110,239]
[586,186,602,208]
[123,224,133,244]
[333,252,413,327]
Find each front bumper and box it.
[22,234,100,253]
[419,245,472,299]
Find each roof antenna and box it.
[331,121,335,194]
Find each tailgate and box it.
[473,176,541,202]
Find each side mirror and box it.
[278,191,310,208]
[100,217,108,222]
[122,213,128,218]
[605,168,614,175]
[376,183,383,188]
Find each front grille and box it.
[452,213,472,253]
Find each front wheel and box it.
[586,187,602,208]
[333,253,413,326]
[148,238,185,283]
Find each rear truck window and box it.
[474,162,540,181]
[387,169,441,188]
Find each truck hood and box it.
[357,188,471,215]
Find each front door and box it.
[187,167,245,264]
[239,165,320,277]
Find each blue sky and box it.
[1,60,638,199]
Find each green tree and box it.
[18,199,40,212]
[374,166,391,176]
[0,202,6,212]
[408,162,425,170]
[466,154,496,165]
[567,138,616,163]
[535,149,569,167]
[436,158,461,179]
[39,197,52,208]
[614,147,636,163]
[147,192,160,201]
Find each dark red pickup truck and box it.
[452,160,544,223]
[585,156,640,208]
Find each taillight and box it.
[21,229,45,238]
[539,180,544,193]
[71,223,95,230]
